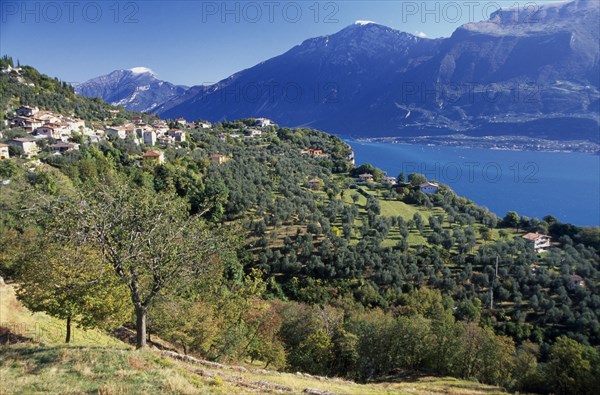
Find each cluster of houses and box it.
[3,106,90,158]
[106,118,186,146]
[0,106,215,161]
[0,105,279,166]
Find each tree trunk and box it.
[135,306,147,349]
[65,316,72,343]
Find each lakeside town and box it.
[360,134,600,154]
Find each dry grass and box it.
[0,282,508,395]
[0,284,125,347]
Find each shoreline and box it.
[347,134,600,155]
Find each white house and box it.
[168,129,186,142]
[522,233,552,253]
[13,117,44,132]
[36,112,61,124]
[154,126,169,136]
[245,128,262,138]
[35,124,63,139]
[106,127,128,139]
[143,130,157,146]
[158,135,175,145]
[255,118,272,127]
[8,138,38,158]
[382,176,397,185]
[49,142,79,153]
[419,181,439,194]
[0,144,9,160]
[359,173,374,182]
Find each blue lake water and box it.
[347,141,600,226]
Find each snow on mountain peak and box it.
[130,67,155,75]
[355,20,376,26]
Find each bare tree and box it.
[44,178,229,348]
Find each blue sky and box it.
[1,0,563,86]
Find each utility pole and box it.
[490,256,499,310]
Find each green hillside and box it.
[1,60,599,395]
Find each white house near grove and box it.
[419,181,439,194]
[522,232,552,253]
[255,118,272,127]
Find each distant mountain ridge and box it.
[81,0,600,142]
[75,68,188,113]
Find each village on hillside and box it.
[0,105,281,162]
[0,105,196,159]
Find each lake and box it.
[346,141,600,226]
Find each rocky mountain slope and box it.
[154,0,598,141]
[75,67,188,113]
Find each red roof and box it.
[143,151,162,157]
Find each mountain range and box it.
[77,0,600,142]
[75,68,188,113]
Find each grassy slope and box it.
[340,186,522,249]
[0,283,508,395]
[0,284,124,347]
